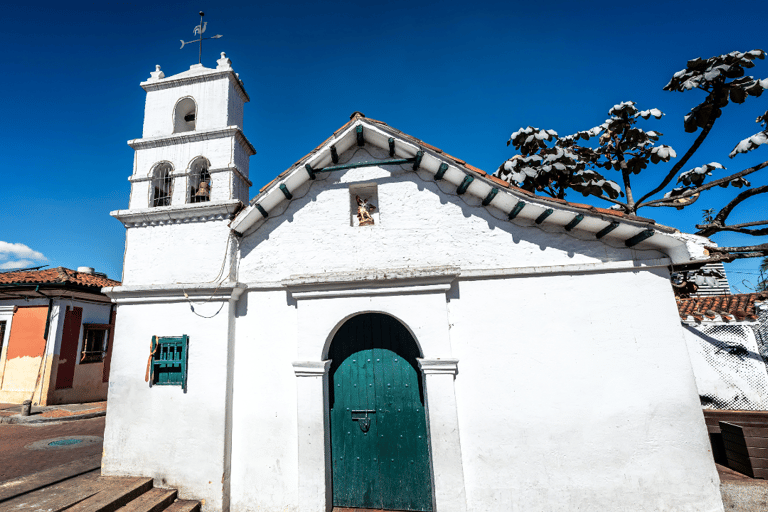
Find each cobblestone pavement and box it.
[0,416,104,482]
[0,401,107,419]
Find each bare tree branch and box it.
[704,243,768,263]
[638,159,768,208]
[590,194,629,209]
[635,119,715,205]
[696,185,768,236]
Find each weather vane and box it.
[180,11,223,64]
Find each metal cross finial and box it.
[180,11,223,64]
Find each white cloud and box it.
[0,259,35,270]
[0,242,48,263]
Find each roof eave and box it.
[230,119,708,265]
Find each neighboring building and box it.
[102,55,725,512]
[678,292,768,410]
[0,267,119,405]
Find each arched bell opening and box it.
[173,97,197,133]
[327,312,434,512]
[188,157,212,203]
[149,162,174,207]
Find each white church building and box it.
[102,54,725,512]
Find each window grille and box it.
[189,158,211,203]
[80,324,109,364]
[150,335,188,391]
[151,163,173,207]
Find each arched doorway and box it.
[328,313,433,511]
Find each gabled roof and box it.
[0,267,120,289]
[230,113,708,265]
[677,292,768,323]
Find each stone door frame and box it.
[286,269,467,512]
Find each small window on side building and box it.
[80,324,109,364]
[149,335,189,391]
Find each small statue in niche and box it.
[356,195,376,226]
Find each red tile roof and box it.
[0,267,120,289]
[676,292,768,322]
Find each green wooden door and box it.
[329,313,433,511]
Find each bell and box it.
[195,181,210,198]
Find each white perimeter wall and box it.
[102,300,233,511]
[221,266,722,512]
[449,267,722,512]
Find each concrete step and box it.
[66,477,154,512]
[163,500,201,512]
[118,488,177,512]
[0,455,101,502]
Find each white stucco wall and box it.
[121,219,234,286]
[142,74,243,138]
[238,146,664,282]
[102,299,234,511]
[129,138,251,210]
[449,269,722,511]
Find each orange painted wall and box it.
[7,306,48,359]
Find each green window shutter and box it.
[150,335,189,392]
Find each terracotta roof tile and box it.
[593,207,625,217]
[487,175,511,188]
[0,267,120,289]
[418,141,443,154]
[464,163,487,176]
[677,292,768,321]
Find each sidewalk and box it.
[0,401,107,424]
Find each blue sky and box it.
[2,0,767,290]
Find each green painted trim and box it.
[596,221,620,239]
[356,125,364,147]
[388,137,395,157]
[305,164,316,180]
[564,214,584,231]
[535,208,554,224]
[255,204,268,218]
[625,228,655,247]
[317,158,415,173]
[435,163,448,180]
[330,145,339,164]
[150,335,189,392]
[508,201,525,219]
[482,188,499,206]
[457,175,474,195]
[279,184,293,200]
[412,150,424,170]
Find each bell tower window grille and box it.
[189,157,212,203]
[150,163,174,207]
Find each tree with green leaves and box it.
[496,50,768,264]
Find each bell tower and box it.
[111,53,254,285]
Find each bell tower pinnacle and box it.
[111,53,254,285]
